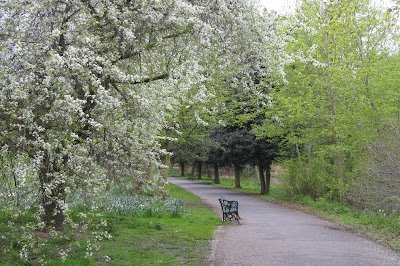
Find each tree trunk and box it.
[180,162,185,177]
[255,165,260,181]
[42,189,65,231]
[161,139,173,180]
[290,128,301,162]
[39,154,65,231]
[214,163,220,184]
[334,134,344,202]
[325,28,344,202]
[259,163,266,194]
[207,165,211,178]
[260,161,272,195]
[197,161,202,180]
[10,157,20,207]
[234,165,241,188]
[265,163,271,195]
[331,89,344,202]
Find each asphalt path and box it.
[168,177,400,266]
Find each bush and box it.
[349,124,400,213]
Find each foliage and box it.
[207,124,279,191]
[259,0,400,201]
[209,127,255,169]
[349,123,400,213]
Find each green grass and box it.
[168,171,184,178]
[176,173,400,252]
[93,184,221,265]
[0,184,221,265]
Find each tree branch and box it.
[113,73,169,85]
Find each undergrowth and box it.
[0,183,220,265]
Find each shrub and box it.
[349,124,400,213]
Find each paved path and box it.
[168,177,400,266]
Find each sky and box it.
[258,0,394,13]
[258,0,298,13]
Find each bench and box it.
[189,174,196,180]
[219,198,240,223]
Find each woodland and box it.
[1,0,400,263]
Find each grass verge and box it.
[0,183,221,265]
[94,184,221,265]
[174,173,400,252]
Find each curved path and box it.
[168,177,400,266]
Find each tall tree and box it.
[261,0,399,200]
[209,127,252,188]
[1,0,263,230]
[252,137,279,195]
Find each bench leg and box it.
[235,214,240,223]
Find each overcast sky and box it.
[258,0,297,13]
[258,0,393,13]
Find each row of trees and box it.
[171,0,400,213]
[172,125,278,194]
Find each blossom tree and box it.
[0,0,290,261]
[1,0,207,229]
